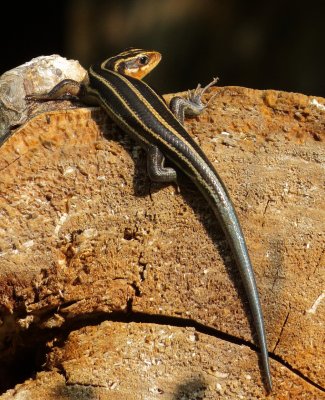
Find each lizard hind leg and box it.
[146,145,177,183]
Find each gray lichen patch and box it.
[0,55,86,143]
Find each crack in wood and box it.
[0,307,324,395]
[273,307,290,353]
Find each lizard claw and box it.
[187,77,219,109]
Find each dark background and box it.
[1,0,324,96]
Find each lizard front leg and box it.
[170,77,219,124]
[26,79,83,102]
[26,78,99,107]
[146,78,218,185]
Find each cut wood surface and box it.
[0,87,324,399]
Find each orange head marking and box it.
[122,50,161,79]
[101,49,161,80]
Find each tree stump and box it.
[0,86,324,399]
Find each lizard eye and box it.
[139,55,149,65]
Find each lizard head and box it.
[101,48,162,80]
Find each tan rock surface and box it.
[0,87,324,398]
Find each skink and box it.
[30,48,272,391]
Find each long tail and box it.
[210,196,272,391]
